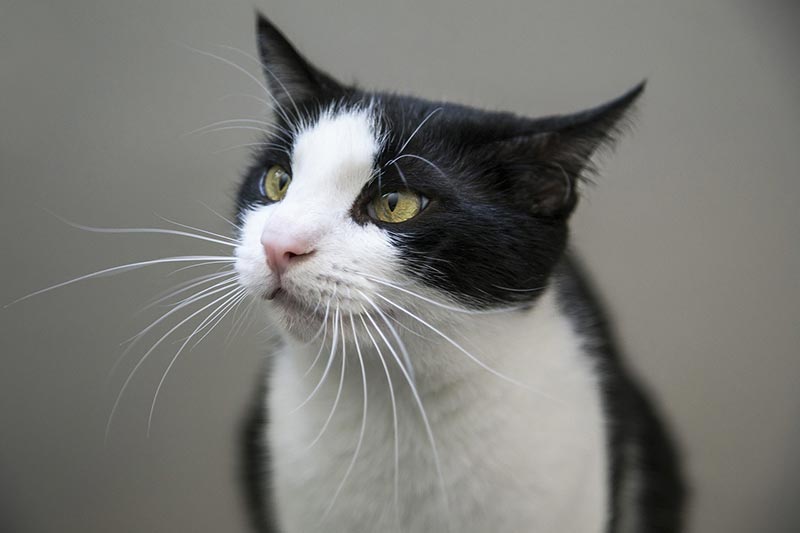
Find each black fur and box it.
[239,377,275,533]
[555,255,686,532]
[238,12,685,532]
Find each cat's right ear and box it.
[255,12,343,111]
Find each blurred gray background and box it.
[1,1,798,532]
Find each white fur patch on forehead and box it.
[290,106,382,200]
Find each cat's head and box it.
[234,13,642,339]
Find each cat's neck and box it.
[280,288,574,398]
[266,286,609,532]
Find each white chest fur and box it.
[264,290,609,533]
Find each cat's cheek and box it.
[234,206,277,297]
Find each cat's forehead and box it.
[289,106,381,199]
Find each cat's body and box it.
[236,14,684,533]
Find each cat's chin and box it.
[268,288,307,314]
[266,288,329,337]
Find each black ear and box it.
[255,12,343,112]
[497,82,645,217]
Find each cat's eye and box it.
[260,165,291,202]
[369,190,428,224]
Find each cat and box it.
[236,12,685,533]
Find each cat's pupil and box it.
[386,192,399,212]
[278,173,289,191]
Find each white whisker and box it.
[300,298,329,347]
[198,201,239,230]
[212,142,291,156]
[141,271,236,312]
[393,107,442,159]
[302,300,331,376]
[361,274,524,315]
[361,305,450,517]
[304,313,346,451]
[359,290,415,383]
[372,292,557,402]
[6,255,236,307]
[322,312,369,519]
[226,293,258,345]
[105,284,242,440]
[218,92,271,107]
[156,216,239,244]
[217,45,303,125]
[147,287,247,435]
[183,118,291,140]
[292,306,340,413]
[358,313,400,519]
[193,125,282,136]
[188,287,249,350]
[43,209,236,247]
[180,45,295,126]
[390,153,446,177]
[167,259,235,277]
[108,277,240,381]
[392,161,409,188]
[492,284,546,293]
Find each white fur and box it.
[235,106,609,532]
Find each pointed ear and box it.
[498,82,645,217]
[255,12,343,112]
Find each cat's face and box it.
[234,14,641,338]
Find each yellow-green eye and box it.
[261,165,291,201]
[370,190,427,223]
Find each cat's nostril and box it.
[262,236,315,278]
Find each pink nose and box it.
[262,234,315,277]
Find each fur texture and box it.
[235,13,684,533]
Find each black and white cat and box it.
[237,13,685,533]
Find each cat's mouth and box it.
[268,287,326,320]
[265,283,372,323]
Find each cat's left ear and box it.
[255,12,344,111]
[497,82,645,218]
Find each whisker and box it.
[141,270,236,312]
[361,305,450,517]
[358,313,400,519]
[127,278,240,349]
[225,293,258,345]
[167,260,236,277]
[392,162,409,188]
[372,293,557,402]
[291,306,340,413]
[43,209,236,247]
[156,215,239,244]
[147,287,247,435]
[110,277,240,378]
[303,312,346,451]
[361,274,524,315]
[300,297,329,347]
[390,153,446,177]
[198,201,239,230]
[105,285,242,440]
[6,255,236,307]
[322,312,369,519]
[218,92,272,107]
[491,284,546,293]
[302,300,331,376]
[188,287,249,350]
[393,107,442,159]
[180,45,295,127]
[183,118,291,140]
[217,45,303,125]
[359,291,415,383]
[193,125,283,136]
[212,142,291,156]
